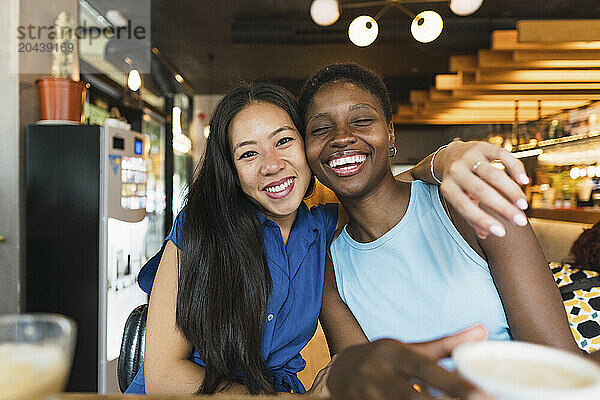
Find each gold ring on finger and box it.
[472,160,483,171]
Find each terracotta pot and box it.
[36,77,87,123]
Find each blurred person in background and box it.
[552,221,600,354]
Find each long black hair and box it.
[175,82,311,394]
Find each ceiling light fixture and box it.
[105,9,128,27]
[348,15,379,47]
[310,0,484,47]
[449,0,484,16]
[172,107,182,135]
[127,69,141,91]
[172,106,192,154]
[310,0,340,26]
[411,10,444,43]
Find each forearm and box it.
[145,358,249,395]
[396,145,448,185]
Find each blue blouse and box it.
[125,202,338,394]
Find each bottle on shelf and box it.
[592,178,600,208]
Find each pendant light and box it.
[309,1,485,47]
[410,10,443,43]
[310,0,340,26]
[127,69,141,92]
[449,0,484,16]
[348,15,379,47]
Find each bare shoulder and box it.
[437,189,487,261]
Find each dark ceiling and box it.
[149,0,600,103]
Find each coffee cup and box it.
[453,341,600,400]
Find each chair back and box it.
[118,304,148,392]
[551,262,600,354]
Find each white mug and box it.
[453,341,600,400]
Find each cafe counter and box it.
[526,208,600,224]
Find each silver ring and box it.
[472,160,483,171]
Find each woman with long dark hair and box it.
[127,82,331,395]
[124,80,533,396]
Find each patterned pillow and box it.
[550,262,600,354]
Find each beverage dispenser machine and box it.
[26,122,150,393]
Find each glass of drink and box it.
[0,314,76,400]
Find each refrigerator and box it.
[26,122,150,393]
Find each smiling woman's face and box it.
[229,101,312,220]
[304,81,395,198]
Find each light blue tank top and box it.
[330,181,511,344]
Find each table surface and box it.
[60,393,301,399]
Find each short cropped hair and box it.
[299,62,393,124]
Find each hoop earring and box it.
[389,144,397,158]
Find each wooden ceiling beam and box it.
[449,55,478,73]
[419,88,600,103]
[478,50,600,69]
[436,73,478,90]
[478,50,513,68]
[399,108,555,118]
[513,50,600,61]
[435,74,461,90]
[394,119,511,125]
[393,115,541,125]
[409,90,430,104]
[419,100,588,110]
[450,90,600,100]
[492,30,600,51]
[436,79,600,91]
[517,20,600,43]
[477,69,600,83]
[429,89,454,99]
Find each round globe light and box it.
[411,11,443,43]
[310,0,340,26]
[348,15,379,47]
[127,69,141,91]
[570,167,580,180]
[450,0,484,16]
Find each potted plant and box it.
[36,11,87,123]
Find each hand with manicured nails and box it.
[434,141,530,240]
[326,325,493,400]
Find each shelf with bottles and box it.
[485,101,600,154]
[529,163,600,211]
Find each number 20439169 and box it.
[18,42,74,53]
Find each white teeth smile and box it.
[265,177,294,193]
[328,154,367,168]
